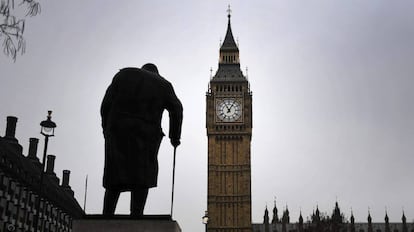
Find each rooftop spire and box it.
[272,198,279,224]
[350,209,355,224]
[402,210,407,223]
[368,208,372,223]
[220,5,238,52]
[385,210,389,223]
[299,209,303,223]
[212,5,246,82]
[264,206,270,224]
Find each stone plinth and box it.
[73,215,181,232]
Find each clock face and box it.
[216,99,242,122]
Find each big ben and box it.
[206,8,253,232]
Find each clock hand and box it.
[226,101,237,113]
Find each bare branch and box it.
[0,0,39,61]
[3,36,17,61]
[26,1,40,16]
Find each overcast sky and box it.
[1,1,414,231]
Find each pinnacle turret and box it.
[385,211,389,223]
[272,200,279,224]
[350,212,355,224]
[264,206,270,224]
[402,211,407,223]
[368,211,372,223]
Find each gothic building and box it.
[0,116,84,231]
[205,6,412,232]
[206,7,253,232]
[253,201,413,232]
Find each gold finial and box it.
[227,5,232,18]
[210,67,213,79]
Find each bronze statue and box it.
[100,63,183,217]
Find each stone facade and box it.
[253,202,413,232]
[0,116,84,231]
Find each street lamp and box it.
[202,210,209,232]
[40,111,56,137]
[34,111,56,231]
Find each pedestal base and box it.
[73,215,181,232]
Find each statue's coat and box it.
[101,67,183,191]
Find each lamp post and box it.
[202,210,209,232]
[33,111,56,231]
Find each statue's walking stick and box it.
[170,146,177,218]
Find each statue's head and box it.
[141,63,159,74]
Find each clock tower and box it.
[206,8,253,232]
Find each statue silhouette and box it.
[100,63,183,217]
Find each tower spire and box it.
[272,198,279,224]
[264,206,270,224]
[212,5,246,82]
[368,208,373,232]
[350,208,355,224]
[220,5,239,54]
[367,207,372,223]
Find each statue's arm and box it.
[164,83,183,142]
[100,84,113,134]
[101,71,123,134]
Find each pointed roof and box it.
[350,211,355,224]
[332,201,341,215]
[211,6,247,83]
[402,211,407,223]
[273,199,278,214]
[271,199,279,224]
[332,201,342,223]
[264,206,270,224]
[385,210,389,223]
[220,6,239,52]
[368,210,372,223]
[315,205,320,216]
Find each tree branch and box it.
[1,0,39,61]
